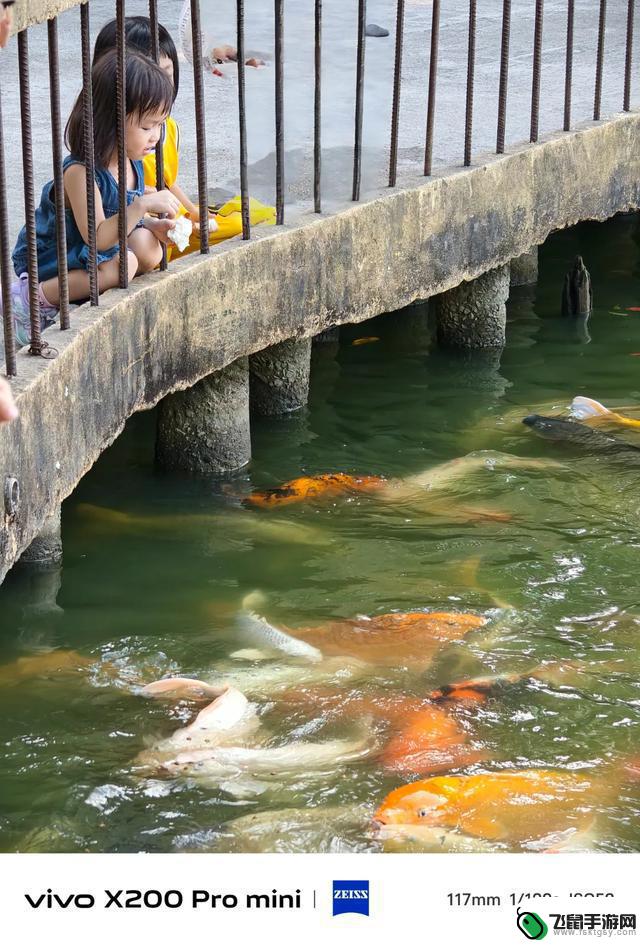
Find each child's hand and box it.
[143,217,175,245]
[191,213,219,235]
[140,189,180,219]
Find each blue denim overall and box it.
[12,155,145,281]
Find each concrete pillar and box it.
[391,300,432,351]
[510,247,539,286]
[436,264,510,349]
[249,337,312,416]
[155,358,251,474]
[18,508,63,569]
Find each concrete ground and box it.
[0,0,637,243]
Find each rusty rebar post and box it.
[464,0,476,167]
[352,0,366,201]
[17,30,43,353]
[80,3,99,305]
[496,0,511,154]
[237,0,250,238]
[314,0,322,212]
[624,0,634,111]
[593,0,607,121]
[191,0,210,250]
[116,0,128,288]
[0,85,17,374]
[564,0,574,131]
[424,0,440,176]
[389,0,405,187]
[274,0,284,224]
[47,18,70,329]
[149,0,168,270]
[530,0,544,143]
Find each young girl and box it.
[9,49,180,344]
[93,16,275,260]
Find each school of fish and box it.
[6,394,640,852]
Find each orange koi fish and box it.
[380,706,487,775]
[374,770,597,846]
[246,473,387,508]
[0,649,93,685]
[293,611,486,667]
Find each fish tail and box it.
[569,396,612,420]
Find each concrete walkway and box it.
[0,0,637,243]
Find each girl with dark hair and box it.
[93,15,275,260]
[8,49,179,344]
[93,15,199,237]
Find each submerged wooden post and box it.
[561,255,593,316]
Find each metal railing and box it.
[0,0,638,378]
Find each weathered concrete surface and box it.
[11,0,82,33]
[436,265,510,348]
[156,358,251,474]
[250,338,312,415]
[2,114,640,581]
[510,247,539,286]
[17,507,62,568]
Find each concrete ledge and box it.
[11,0,84,35]
[2,113,640,581]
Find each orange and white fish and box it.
[373,770,599,849]
[135,686,260,769]
[139,677,227,702]
[569,396,640,430]
[246,452,562,509]
[430,660,624,703]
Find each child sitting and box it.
[8,49,179,345]
[93,15,275,260]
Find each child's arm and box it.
[168,181,199,220]
[65,164,180,253]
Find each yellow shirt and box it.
[143,116,180,191]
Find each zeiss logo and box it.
[332,881,370,917]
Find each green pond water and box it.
[2,215,640,853]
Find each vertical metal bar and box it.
[80,3,99,305]
[314,0,322,212]
[237,0,250,238]
[496,0,511,154]
[47,19,70,330]
[464,0,476,167]
[624,0,634,111]
[564,0,574,131]
[116,0,128,288]
[530,0,544,143]
[149,0,168,270]
[389,0,405,187]
[191,0,211,250]
[593,0,607,121]
[0,85,17,374]
[352,0,366,201]
[17,31,43,354]
[423,0,440,176]
[274,0,284,224]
